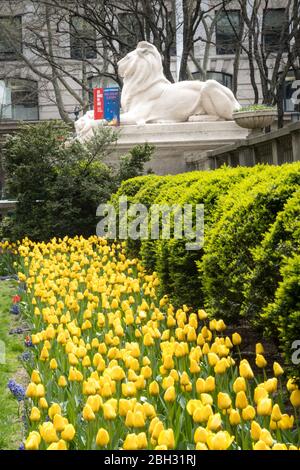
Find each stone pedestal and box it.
[107,121,249,175]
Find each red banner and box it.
[93,88,104,120]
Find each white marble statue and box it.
[75,41,241,141]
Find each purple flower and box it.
[18,443,25,450]
[10,304,20,315]
[7,379,25,401]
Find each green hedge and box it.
[111,162,300,378]
[201,163,300,321]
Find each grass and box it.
[0,280,25,450]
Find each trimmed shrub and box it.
[262,254,300,381]
[110,162,300,378]
[201,163,300,321]
[244,191,300,332]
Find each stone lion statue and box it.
[75,41,241,140]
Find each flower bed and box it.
[2,236,299,450]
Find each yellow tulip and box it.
[253,440,270,450]
[239,359,254,379]
[250,421,262,441]
[232,333,242,345]
[229,409,241,426]
[233,377,247,393]
[255,343,264,354]
[30,407,41,422]
[257,398,272,416]
[58,375,67,387]
[242,405,256,421]
[196,442,208,450]
[290,389,300,408]
[50,358,58,370]
[207,431,234,450]
[48,403,61,420]
[272,443,287,450]
[157,429,175,449]
[217,392,232,410]
[82,404,96,421]
[273,362,284,377]
[137,432,147,449]
[103,403,116,420]
[149,380,159,396]
[254,386,268,404]
[61,424,76,441]
[207,413,222,431]
[39,422,59,443]
[260,429,273,447]
[123,433,139,450]
[164,386,176,403]
[194,427,208,444]
[53,414,67,432]
[96,428,110,447]
[235,391,248,409]
[271,404,282,422]
[25,431,41,450]
[31,370,41,384]
[255,354,267,368]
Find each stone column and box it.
[291,130,300,161]
[272,140,279,165]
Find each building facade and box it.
[0,0,299,122]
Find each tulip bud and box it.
[123,433,139,450]
[217,392,232,410]
[239,360,254,379]
[233,377,247,393]
[271,404,282,422]
[273,362,284,377]
[30,407,41,422]
[96,428,110,447]
[255,343,264,354]
[229,409,241,426]
[158,429,175,449]
[194,426,208,444]
[235,391,248,409]
[82,404,96,421]
[242,405,256,421]
[232,333,242,346]
[61,424,76,441]
[255,354,267,368]
[164,386,176,403]
[257,398,272,416]
[25,431,41,450]
[290,389,300,408]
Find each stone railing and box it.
[186,121,300,171]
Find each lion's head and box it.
[118,42,169,112]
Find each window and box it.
[70,16,97,60]
[0,79,38,120]
[118,13,143,56]
[263,9,289,53]
[207,71,232,89]
[283,72,300,112]
[216,10,241,55]
[192,71,232,90]
[0,16,22,61]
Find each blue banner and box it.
[104,87,120,126]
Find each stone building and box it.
[0,0,298,122]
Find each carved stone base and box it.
[106,121,249,175]
[188,115,222,122]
